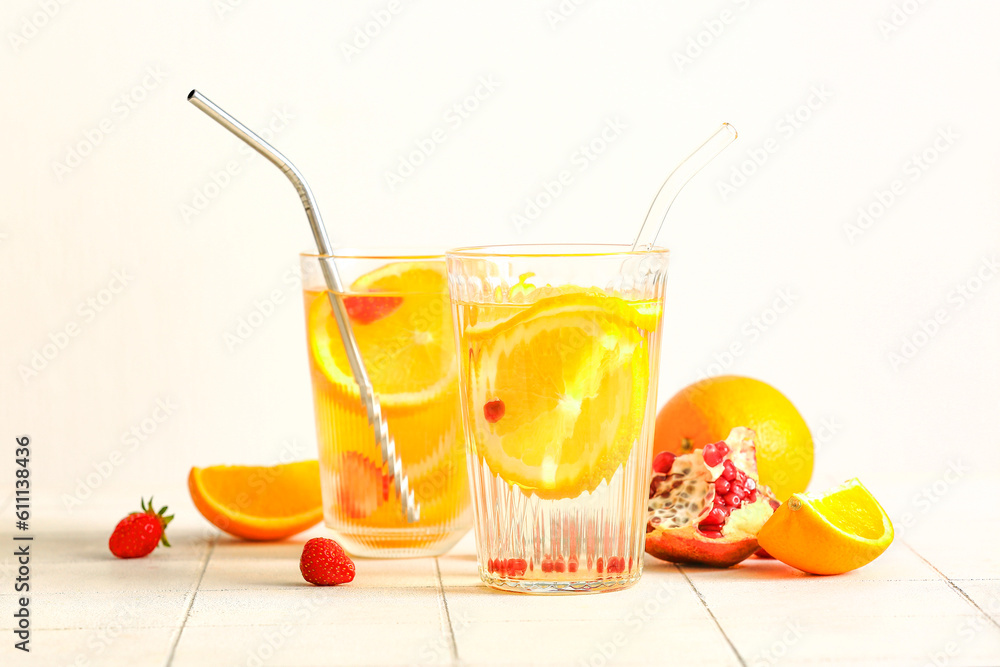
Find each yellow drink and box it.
[448,245,669,593]
[301,257,470,557]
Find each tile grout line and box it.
[678,565,748,667]
[434,558,460,665]
[904,542,1000,631]
[163,534,217,666]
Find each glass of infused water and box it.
[447,244,669,592]
[301,251,471,557]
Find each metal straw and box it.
[187,90,419,522]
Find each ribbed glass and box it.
[448,245,668,592]
[301,252,471,558]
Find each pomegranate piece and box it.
[342,294,403,324]
[487,558,527,576]
[702,441,726,467]
[483,399,505,424]
[645,427,777,567]
[652,451,676,474]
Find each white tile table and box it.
[1,484,998,666]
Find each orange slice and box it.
[308,260,456,408]
[757,478,894,575]
[188,461,323,541]
[464,293,655,499]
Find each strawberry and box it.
[108,497,173,559]
[299,537,355,585]
[342,294,403,325]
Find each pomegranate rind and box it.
[645,426,776,568]
[645,524,762,567]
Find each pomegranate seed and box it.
[607,557,625,573]
[483,399,505,423]
[541,557,554,573]
[555,557,566,573]
[506,559,527,576]
[725,492,742,508]
[730,484,746,499]
[715,441,730,458]
[699,528,723,538]
[745,478,756,491]
[722,463,737,481]
[715,478,731,495]
[596,558,604,573]
[736,470,747,484]
[702,443,724,467]
[704,507,726,525]
[748,489,757,503]
[768,498,781,510]
[568,558,579,573]
[652,451,676,474]
[487,558,496,573]
[713,495,727,507]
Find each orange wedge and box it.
[188,461,323,541]
[757,478,893,575]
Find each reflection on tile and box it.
[171,623,450,666]
[32,558,208,593]
[186,587,443,627]
[695,579,978,620]
[677,542,937,584]
[200,550,439,590]
[725,614,1000,666]
[443,571,698,624]
[12,628,176,665]
[0,591,189,630]
[454,618,740,666]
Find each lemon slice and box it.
[463,293,654,499]
[308,261,457,409]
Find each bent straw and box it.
[631,123,738,250]
[187,90,420,522]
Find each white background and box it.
[2,1,998,526]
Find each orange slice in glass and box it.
[308,260,456,409]
[465,293,654,499]
[757,478,894,575]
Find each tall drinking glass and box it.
[300,251,471,557]
[447,244,669,592]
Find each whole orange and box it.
[653,375,813,501]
